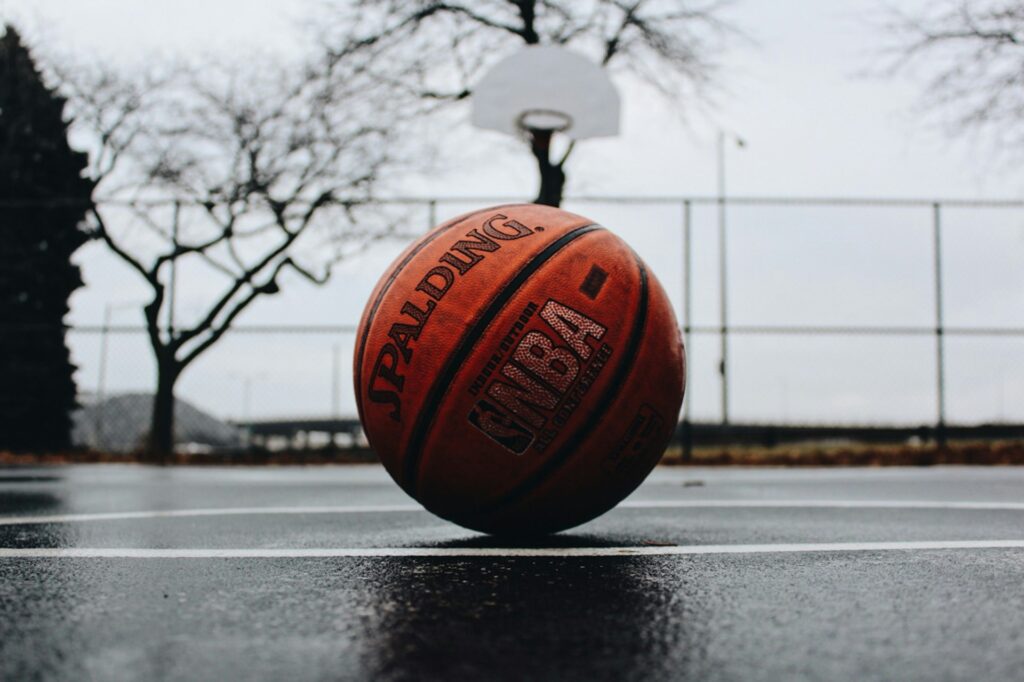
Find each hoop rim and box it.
[515,109,574,134]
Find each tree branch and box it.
[177,256,326,368]
[89,208,156,285]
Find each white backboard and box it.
[472,45,621,140]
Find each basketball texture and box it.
[355,204,685,534]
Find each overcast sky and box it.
[3,0,1023,427]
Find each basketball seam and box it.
[476,252,650,521]
[354,203,530,422]
[402,223,603,492]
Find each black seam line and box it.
[402,223,604,492]
[354,203,530,422]
[478,254,650,519]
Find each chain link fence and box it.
[7,195,1024,454]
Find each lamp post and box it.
[229,371,266,448]
[229,372,268,424]
[717,130,745,425]
[332,342,342,419]
[94,301,142,449]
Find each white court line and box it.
[0,504,422,526]
[2,499,1024,526]
[623,500,1024,510]
[1,540,1024,559]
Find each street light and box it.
[717,130,745,425]
[332,342,342,419]
[228,371,267,448]
[228,371,268,424]
[94,301,143,449]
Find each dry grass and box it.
[2,441,1023,467]
[661,440,1024,466]
[0,448,378,467]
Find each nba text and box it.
[469,299,613,454]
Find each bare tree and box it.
[320,0,738,206]
[882,1,1024,150]
[52,53,418,458]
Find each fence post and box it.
[932,203,947,445]
[168,200,182,453]
[169,200,180,341]
[682,199,693,461]
[718,195,729,425]
[95,304,112,449]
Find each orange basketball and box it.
[354,204,685,534]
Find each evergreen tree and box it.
[0,25,93,451]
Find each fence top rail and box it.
[48,323,1024,336]
[3,195,1024,209]
[573,195,1024,208]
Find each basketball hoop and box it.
[471,45,620,142]
[516,109,574,135]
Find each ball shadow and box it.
[425,531,639,549]
[348,551,713,680]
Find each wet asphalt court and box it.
[1,465,1023,681]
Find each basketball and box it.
[354,204,685,534]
